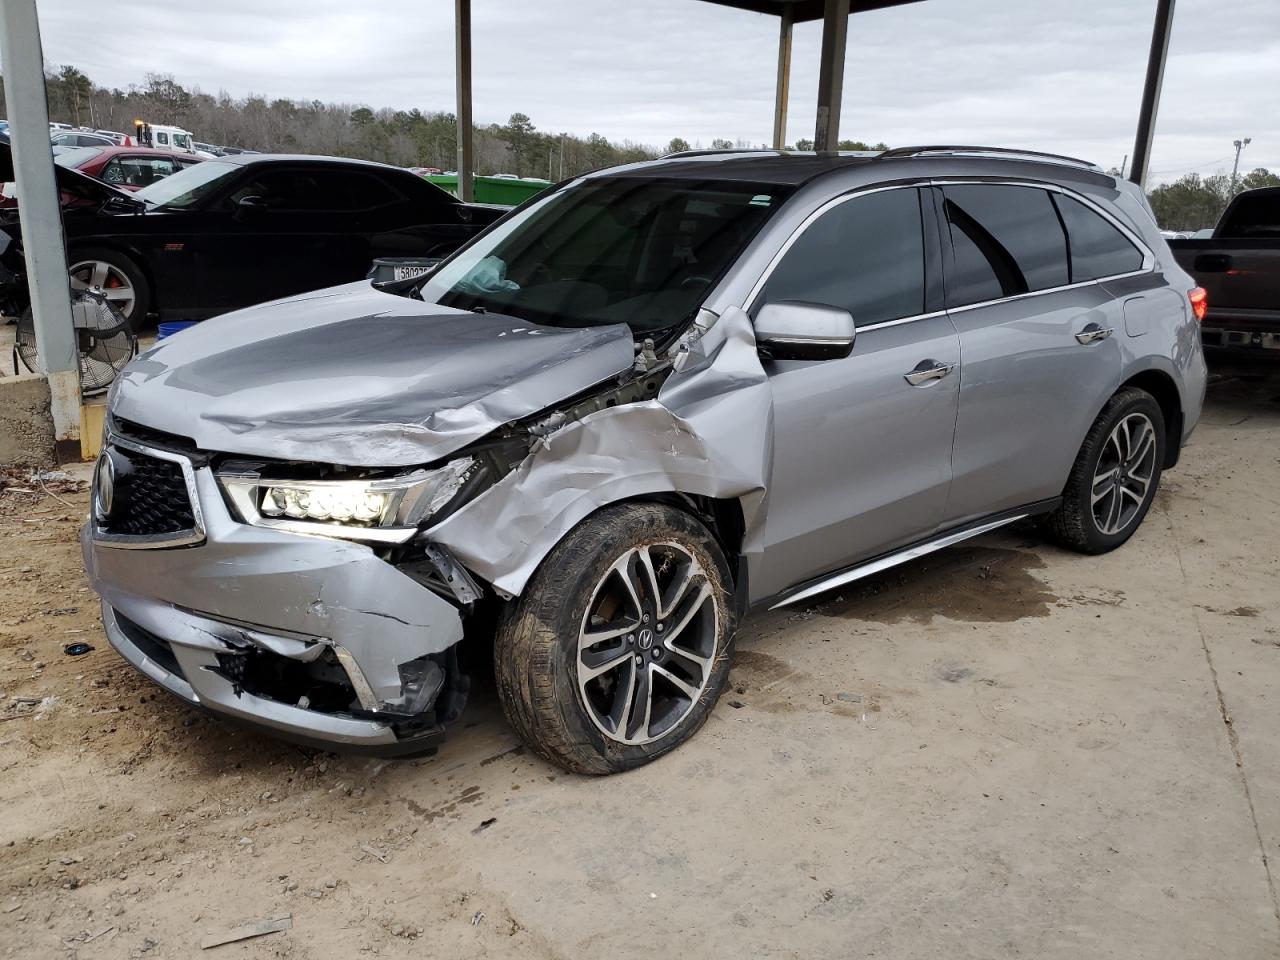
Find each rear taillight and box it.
[1188,286,1208,322]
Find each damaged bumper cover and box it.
[82,456,467,754]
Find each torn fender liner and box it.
[109,282,636,466]
[430,306,773,595]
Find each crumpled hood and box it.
[110,282,636,466]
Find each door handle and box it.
[903,360,956,386]
[1075,325,1114,345]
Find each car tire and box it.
[1041,386,1166,554]
[67,246,150,329]
[494,502,736,775]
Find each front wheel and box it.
[494,503,735,775]
[1041,386,1166,554]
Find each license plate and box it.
[393,264,431,281]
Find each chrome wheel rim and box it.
[577,542,719,746]
[1092,412,1157,536]
[69,259,136,320]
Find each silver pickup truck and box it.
[1169,186,1280,355]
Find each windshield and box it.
[418,177,791,335]
[54,147,103,169]
[134,159,238,209]
[172,133,192,150]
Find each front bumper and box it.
[82,446,468,753]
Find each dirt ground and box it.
[2,363,1279,959]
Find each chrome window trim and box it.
[744,181,926,314]
[742,176,1156,331]
[930,176,1156,275]
[91,432,207,550]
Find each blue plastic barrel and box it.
[156,320,198,340]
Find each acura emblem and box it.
[94,452,115,522]
[637,628,654,651]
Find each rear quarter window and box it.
[942,184,1069,306]
[1051,193,1144,280]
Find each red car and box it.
[1,146,203,210]
[55,145,203,191]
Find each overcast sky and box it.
[28,0,1280,183]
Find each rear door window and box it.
[103,156,180,188]
[761,187,926,326]
[941,184,1069,306]
[1217,192,1280,238]
[1051,193,1145,278]
[227,168,377,212]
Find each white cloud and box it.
[24,0,1280,181]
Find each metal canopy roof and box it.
[694,0,922,22]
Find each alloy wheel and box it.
[1091,412,1157,536]
[69,259,136,320]
[577,542,720,746]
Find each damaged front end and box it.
[84,298,772,754]
[82,419,485,754]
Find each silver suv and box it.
[84,147,1207,773]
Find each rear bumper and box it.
[1202,307,1280,354]
[1202,327,1280,354]
[82,454,467,753]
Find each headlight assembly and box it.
[218,458,477,544]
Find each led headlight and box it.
[219,458,476,543]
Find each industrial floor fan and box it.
[13,289,138,396]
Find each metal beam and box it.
[0,0,81,461]
[1129,0,1175,191]
[454,0,475,201]
[814,0,850,151]
[772,6,793,149]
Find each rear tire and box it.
[68,246,150,329]
[494,503,735,775]
[1041,387,1165,554]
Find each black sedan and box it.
[0,148,504,325]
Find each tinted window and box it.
[347,173,404,209]
[225,168,401,212]
[420,177,791,335]
[1052,194,1144,279]
[101,156,180,188]
[760,188,925,326]
[943,184,1068,305]
[1209,192,1280,239]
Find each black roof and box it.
[216,152,407,171]
[602,150,877,186]
[597,146,1107,188]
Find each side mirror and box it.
[754,300,856,361]
[234,195,267,218]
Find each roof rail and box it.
[877,145,1101,171]
[659,148,781,160]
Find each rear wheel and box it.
[68,247,149,329]
[494,503,735,775]
[1041,387,1165,554]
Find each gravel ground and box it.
[1,362,1278,959]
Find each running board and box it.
[769,513,1029,610]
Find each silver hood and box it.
[109,282,637,466]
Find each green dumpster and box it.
[424,174,551,206]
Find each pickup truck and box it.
[1169,187,1280,355]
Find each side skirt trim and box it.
[766,500,1058,611]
